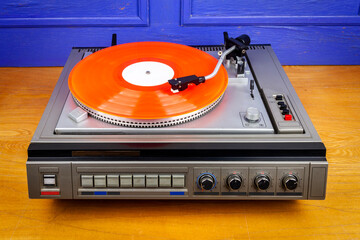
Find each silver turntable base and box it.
[55,77,274,135]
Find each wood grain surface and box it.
[0,66,359,239]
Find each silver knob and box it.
[198,174,215,190]
[245,107,260,122]
[227,174,242,190]
[254,175,270,190]
[282,174,298,190]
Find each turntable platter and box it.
[68,42,228,127]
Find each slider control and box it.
[250,79,255,99]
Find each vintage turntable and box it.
[27,33,328,199]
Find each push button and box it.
[159,174,172,187]
[284,114,293,121]
[275,95,283,100]
[107,175,119,187]
[120,174,132,188]
[282,109,290,115]
[172,174,185,188]
[43,174,56,187]
[133,174,145,188]
[146,174,158,188]
[81,175,93,188]
[279,104,287,110]
[94,175,106,188]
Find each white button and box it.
[107,175,119,188]
[120,175,132,188]
[159,174,172,187]
[146,174,158,188]
[43,175,56,186]
[172,174,185,188]
[133,174,145,188]
[81,175,93,188]
[94,175,106,188]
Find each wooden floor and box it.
[0,66,359,239]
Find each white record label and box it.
[122,61,175,87]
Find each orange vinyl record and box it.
[68,41,228,127]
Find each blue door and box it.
[0,0,359,66]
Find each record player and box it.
[27,33,328,200]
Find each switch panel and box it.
[263,89,304,134]
[26,161,326,199]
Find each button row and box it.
[81,174,185,188]
[275,95,293,121]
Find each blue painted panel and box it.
[0,0,359,66]
[182,0,360,25]
[0,0,149,27]
[1,1,138,17]
[190,0,359,16]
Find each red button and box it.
[41,191,60,195]
[284,114,292,121]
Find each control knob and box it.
[245,107,260,122]
[227,174,242,190]
[282,174,298,190]
[254,174,270,190]
[198,173,216,190]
